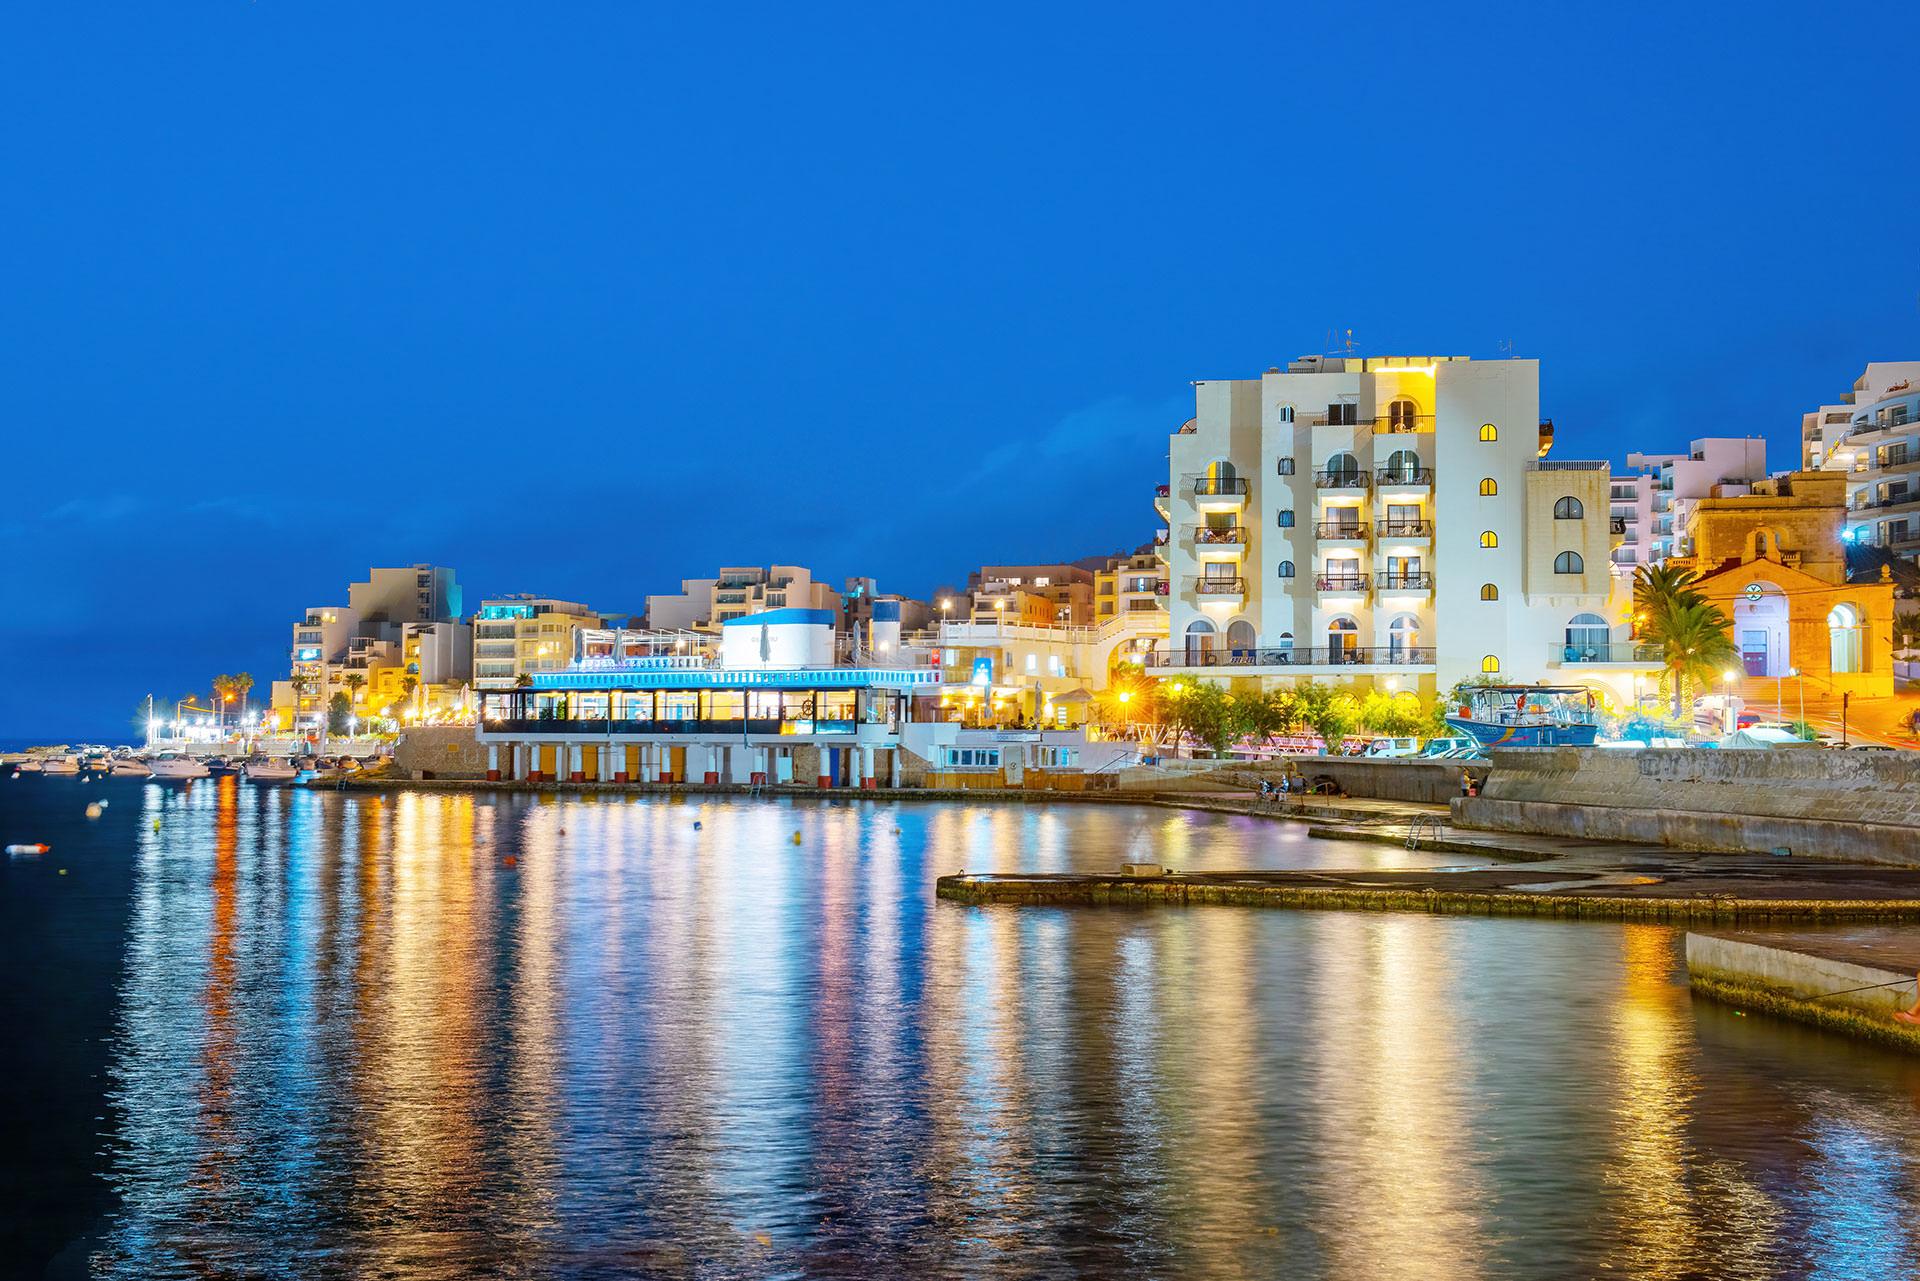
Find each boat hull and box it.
[1445,717,1598,748]
[148,761,211,780]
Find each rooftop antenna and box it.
[1497,338,1515,358]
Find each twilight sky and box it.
[2,2,1917,740]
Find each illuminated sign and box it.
[971,658,994,687]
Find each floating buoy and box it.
[791,832,803,845]
[152,819,161,832]
[58,868,67,876]
[85,803,103,819]
[503,855,517,867]
[97,800,108,808]
[693,821,703,830]
[6,844,49,855]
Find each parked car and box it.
[1419,736,1475,759]
[1364,737,1422,759]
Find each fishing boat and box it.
[241,758,301,783]
[1444,684,1600,749]
[147,752,212,780]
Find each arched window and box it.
[1480,423,1498,442]
[1277,457,1295,475]
[1324,451,1360,482]
[1277,631,1295,656]
[1564,612,1609,661]
[1554,496,1584,520]
[1480,477,1498,496]
[1480,531,1499,548]
[1383,448,1421,482]
[1206,459,1237,482]
[1225,620,1255,654]
[1554,550,1584,574]
[1183,618,1216,663]
[1829,604,1863,673]
[1481,655,1501,673]
[1388,399,1420,432]
[1480,583,1499,601]
[1278,509,1295,528]
[1277,560,1295,579]
[1387,614,1422,661]
[1327,616,1360,662]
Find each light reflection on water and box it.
[91,783,1920,1278]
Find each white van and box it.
[1364,737,1422,758]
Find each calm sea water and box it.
[5,775,1920,1279]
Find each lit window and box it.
[1481,655,1501,673]
[1480,583,1499,601]
[1480,478,1497,496]
[1554,551,1584,574]
[1480,531,1499,548]
[1554,496,1584,520]
[1480,424,1498,442]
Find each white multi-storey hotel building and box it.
[1155,355,1655,699]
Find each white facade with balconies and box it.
[1157,355,1653,699]
[1801,361,1920,558]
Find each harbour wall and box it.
[1454,748,1920,864]
[1117,757,1487,805]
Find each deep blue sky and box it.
[3,3,1917,740]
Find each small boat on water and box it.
[204,757,242,777]
[111,757,154,777]
[241,758,301,783]
[40,755,81,775]
[1445,684,1601,749]
[13,760,43,775]
[147,753,212,780]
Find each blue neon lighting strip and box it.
[528,667,941,691]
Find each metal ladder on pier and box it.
[1405,814,1442,850]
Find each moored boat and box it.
[40,755,81,775]
[111,757,154,777]
[241,758,301,783]
[1444,684,1601,748]
[147,753,212,780]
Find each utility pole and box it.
[1842,691,1851,747]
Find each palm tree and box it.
[344,672,367,705]
[210,674,236,728]
[233,672,254,721]
[1650,600,1740,716]
[1632,563,1704,635]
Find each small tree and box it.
[1290,680,1358,751]
[326,691,352,736]
[1164,682,1238,755]
[1238,688,1295,744]
[1358,689,1425,737]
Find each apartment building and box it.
[962,565,1095,626]
[1614,439,1769,567]
[273,565,465,731]
[1094,550,1168,622]
[645,565,840,630]
[1157,355,1652,699]
[1801,361,1920,556]
[473,596,604,691]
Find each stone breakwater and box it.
[1453,747,1920,864]
[936,870,1920,924]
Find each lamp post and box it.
[1720,669,1738,734]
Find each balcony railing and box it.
[1192,477,1250,497]
[1153,529,1171,546]
[1145,645,1435,668]
[1154,581,1171,596]
[1377,572,1434,591]
[1375,466,1434,485]
[1314,522,1369,540]
[1379,520,1431,538]
[1154,484,1171,498]
[490,717,856,736]
[1549,642,1662,664]
[1192,576,1246,595]
[1314,574,1370,592]
[1194,526,1249,545]
[1314,470,1370,489]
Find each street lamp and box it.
[1720,669,1738,734]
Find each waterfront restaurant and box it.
[475,607,943,786]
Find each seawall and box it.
[1453,748,1920,864]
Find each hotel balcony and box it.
[1145,645,1434,671]
[1192,476,1250,512]
[1375,466,1434,491]
[1377,519,1431,542]
[1376,571,1434,594]
[1194,526,1249,557]
[1153,484,1171,519]
[1546,641,1663,668]
[1314,469,1370,494]
[1314,573,1370,593]
[1191,575,1246,601]
[1314,522,1370,544]
[1153,527,1171,563]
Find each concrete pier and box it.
[1686,929,1920,1053]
